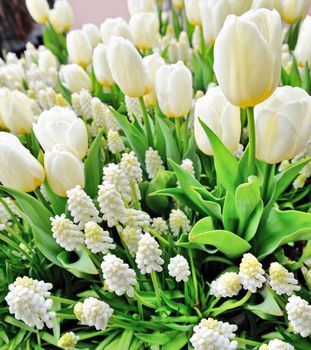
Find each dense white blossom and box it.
[168,254,191,282]
[169,209,191,236]
[238,253,266,293]
[259,339,295,350]
[145,148,164,179]
[121,226,142,256]
[286,296,311,337]
[71,89,92,119]
[120,152,143,184]
[269,262,300,296]
[210,272,242,298]
[180,158,195,177]
[125,209,150,230]
[38,87,57,110]
[151,217,168,235]
[125,95,142,122]
[107,130,125,154]
[84,221,115,254]
[57,332,80,350]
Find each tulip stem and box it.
[34,189,51,211]
[139,97,154,148]
[175,117,182,153]
[246,107,256,176]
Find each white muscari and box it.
[107,130,125,154]
[180,158,195,177]
[5,276,55,329]
[71,89,92,120]
[125,209,150,230]
[168,254,191,282]
[84,221,115,254]
[67,185,101,229]
[259,339,295,350]
[145,148,164,179]
[121,226,142,256]
[286,295,311,337]
[101,254,137,297]
[57,332,80,350]
[74,297,113,331]
[121,151,143,184]
[38,87,57,110]
[125,95,143,122]
[210,272,242,298]
[169,209,191,237]
[151,217,168,235]
[136,232,164,274]
[269,262,300,296]
[50,214,84,251]
[102,103,120,131]
[238,253,266,292]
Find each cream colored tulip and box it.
[143,54,165,107]
[129,13,159,50]
[127,0,156,16]
[100,18,133,44]
[49,0,74,33]
[82,23,101,48]
[184,0,201,25]
[45,145,85,197]
[106,37,150,98]
[295,16,311,68]
[0,64,25,89]
[25,0,49,24]
[33,107,88,159]
[155,61,193,118]
[251,0,277,9]
[66,30,93,67]
[0,88,8,128]
[60,64,92,93]
[227,0,252,15]
[194,86,241,155]
[38,49,59,73]
[172,0,184,10]
[255,86,311,164]
[0,132,45,192]
[214,9,282,108]
[276,0,310,24]
[0,90,36,134]
[93,44,114,87]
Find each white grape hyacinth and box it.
[101,254,137,297]
[125,95,142,122]
[120,151,143,184]
[5,276,55,329]
[71,89,92,119]
[238,253,266,293]
[145,148,164,179]
[169,209,191,237]
[259,339,295,350]
[57,332,80,350]
[151,217,168,235]
[84,221,115,254]
[74,297,113,331]
[125,209,150,230]
[286,295,311,337]
[50,214,84,251]
[136,232,164,274]
[269,262,300,296]
[67,185,101,229]
[168,254,191,282]
[190,318,238,350]
[91,97,107,129]
[107,130,125,154]
[180,158,195,177]
[121,226,142,256]
[210,272,242,298]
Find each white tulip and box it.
[0,90,36,134]
[129,13,159,50]
[194,86,241,155]
[45,145,85,197]
[295,16,311,68]
[25,0,49,24]
[214,9,282,107]
[276,0,310,24]
[66,30,93,67]
[100,18,133,44]
[0,88,8,128]
[0,64,25,89]
[127,0,156,16]
[60,64,92,93]
[251,0,277,9]
[0,132,45,192]
[143,54,165,107]
[93,44,114,87]
[33,107,88,159]
[155,61,193,118]
[172,0,184,10]
[82,23,101,48]
[227,0,252,15]
[49,0,74,34]
[106,37,150,97]
[38,49,59,73]
[255,86,311,164]
[184,0,201,25]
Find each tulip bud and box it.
[128,0,157,16]
[100,18,133,44]
[0,90,36,134]
[251,0,277,9]
[143,54,165,107]
[0,88,8,128]
[82,23,101,48]
[106,37,150,97]
[45,145,85,197]
[155,61,193,118]
[214,9,282,107]
[0,132,45,192]
[93,44,114,87]
[194,86,241,155]
[0,63,25,90]
[60,64,92,93]
[295,16,311,68]
[25,0,49,24]
[66,30,93,67]
[184,0,201,26]
[49,0,74,34]
[227,0,252,15]
[255,86,311,164]
[38,49,59,73]
[33,107,88,159]
[129,13,159,50]
[172,0,184,10]
[276,0,310,24]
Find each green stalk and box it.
[149,228,170,246]
[34,188,51,211]
[151,271,162,309]
[175,117,182,153]
[199,25,206,56]
[211,291,252,317]
[50,296,75,305]
[139,97,154,148]
[235,338,262,347]
[246,107,256,176]
[262,163,275,204]
[189,249,199,305]
[130,181,141,210]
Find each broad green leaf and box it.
[281,66,290,86]
[136,332,178,346]
[243,200,263,242]
[43,181,67,215]
[235,176,260,220]
[190,217,215,235]
[289,55,302,87]
[162,332,188,350]
[118,330,134,350]
[176,233,217,253]
[223,191,238,232]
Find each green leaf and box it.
[176,232,217,253]
[302,63,311,93]
[84,129,104,198]
[289,55,302,87]
[136,332,178,346]
[155,115,166,162]
[199,119,241,193]
[281,66,290,86]
[43,181,67,215]
[162,332,188,350]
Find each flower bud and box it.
[66,30,93,67]
[251,0,277,9]
[276,0,310,24]
[93,44,114,87]
[172,0,184,10]
[0,132,45,192]
[295,16,311,68]
[129,13,159,50]
[60,64,92,93]
[33,106,88,159]
[127,0,156,16]
[194,86,241,155]
[38,49,59,73]
[155,61,193,117]
[184,0,201,26]
[82,23,101,48]
[49,0,74,34]
[100,18,133,44]
[227,0,252,15]
[25,0,49,24]
[44,145,85,197]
